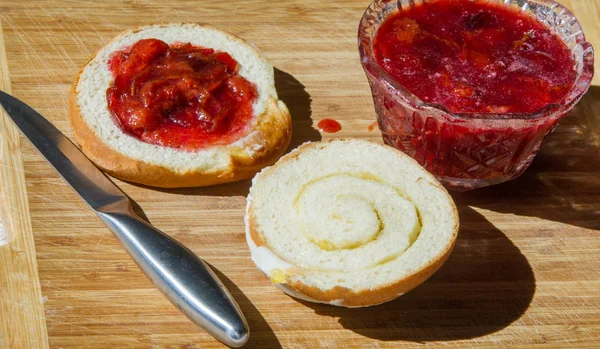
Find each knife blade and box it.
[0,90,249,347]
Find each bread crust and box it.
[70,24,291,188]
[284,240,455,307]
[246,139,459,307]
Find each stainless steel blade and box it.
[0,90,249,347]
[0,90,124,210]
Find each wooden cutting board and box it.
[1,0,599,348]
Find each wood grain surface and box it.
[0,16,49,349]
[0,0,599,348]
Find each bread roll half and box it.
[70,23,291,188]
[246,139,459,307]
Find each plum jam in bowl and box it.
[358,0,594,190]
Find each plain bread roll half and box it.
[245,139,459,307]
[70,23,291,188]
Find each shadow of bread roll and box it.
[70,23,291,188]
[246,139,459,307]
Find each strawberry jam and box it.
[107,39,256,149]
[318,119,342,133]
[373,0,576,114]
[359,0,592,190]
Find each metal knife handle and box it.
[0,91,249,346]
[96,199,249,347]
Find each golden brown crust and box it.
[247,139,459,307]
[284,240,455,307]
[69,25,292,188]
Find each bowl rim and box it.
[357,0,595,121]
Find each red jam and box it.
[318,119,342,133]
[373,0,576,114]
[368,121,378,132]
[107,39,256,149]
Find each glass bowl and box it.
[358,0,594,191]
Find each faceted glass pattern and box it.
[359,0,594,190]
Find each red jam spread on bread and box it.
[373,0,576,114]
[107,39,257,149]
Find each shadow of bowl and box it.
[453,87,600,231]
[298,205,535,342]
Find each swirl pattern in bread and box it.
[245,139,458,307]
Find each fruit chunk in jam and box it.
[107,39,257,149]
[373,0,576,114]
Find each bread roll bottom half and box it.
[245,139,459,307]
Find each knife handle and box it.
[96,199,249,347]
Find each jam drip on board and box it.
[318,119,342,133]
[107,39,257,149]
[373,0,577,114]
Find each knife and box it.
[0,90,249,347]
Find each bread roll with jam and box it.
[70,23,291,188]
[245,139,459,307]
